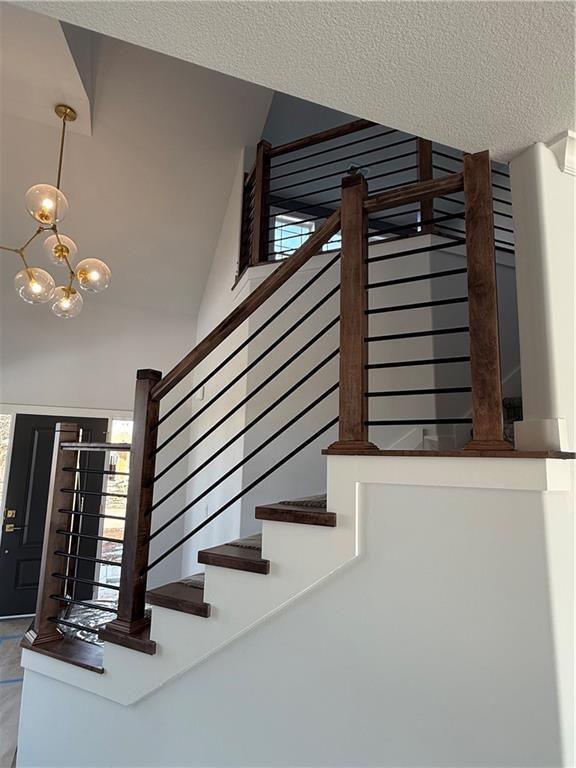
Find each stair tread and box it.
[146,573,210,617]
[256,495,335,527]
[198,534,269,574]
[22,633,104,673]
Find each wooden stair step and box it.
[146,574,211,617]
[256,495,335,527]
[198,534,269,574]
[21,633,104,674]
[99,614,156,655]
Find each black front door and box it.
[0,414,109,617]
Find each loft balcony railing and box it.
[27,120,524,662]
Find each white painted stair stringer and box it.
[20,489,360,705]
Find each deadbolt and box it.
[4,510,16,519]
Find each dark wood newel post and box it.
[417,138,434,233]
[102,369,162,639]
[251,140,272,265]
[463,150,509,450]
[26,422,80,646]
[327,173,378,453]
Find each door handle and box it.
[3,523,24,533]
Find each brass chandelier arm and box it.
[53,228,77,289]
[56,114,67,190]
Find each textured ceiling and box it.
[20,0,576,161]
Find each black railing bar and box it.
[62,467,130,477]
[58,509,126,522]
[493,223,514,233]
[271,128,401,169]
[268,213,326,232]
[151,349,339,512]
[366,355,470,369]
[491,166,511,178]
[52,573,120,591]
[54,550,122,567]
[270,150,418,193]
[434,164,512,192]
[367,267,467,289]
[60,488,127,499]
[271,229,332,247]
[493,209,513,219]
[153,317,340,480]
[145,417,339,573]
[366,238,466,264]
[367,419,473,425]
[366,326,469,342]
[493,196,512,207]
[495,244,516,255]
[47,617,100,635]
[367,164,418,185]
[56,529,124,545]
[154,286,340,456]
[435,224,514,250]
[367,296,468,315]
[367,386,472,397]
[150,383,339,537]
[50,594,118,614]
[155,252,341,428]
[268,195,343,218]
[432,149,463,164]
[374,211,466,241]
[492,181,512,192]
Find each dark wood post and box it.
[101,369,162,642]
[327,174,378,453]
[251,140,272,265]
[417,138,434,233]
[25,422,80,646]
[463,150,509,450]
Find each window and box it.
[0,414,12,507]
[273,214,315,259]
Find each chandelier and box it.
[1,105,111,318]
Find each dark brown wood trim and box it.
[417,138,434,234]
[99,619,156,655]
[463,151,509,451]
[152,210,341,401]
[270,119,376,157]
[22,632,104,673]
[146,578,211,618]
[327,174,378,453]
[251,140,272,266]
[256,503,336,527]
[26,423,80,647]
[364,173,463,215]
[103,369,161,640]
[322,447,575,459]
[60,442,131,452]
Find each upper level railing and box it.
[28,126,513,656]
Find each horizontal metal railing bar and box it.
[52,573,120,591]
[58,509,126,522]
[366,326,469,342]
[432,149,463,164]
[367,386,472,397]
[151,348,339,512]
[157,252,341,428]
[60,488,127,499]
[154,316,340,481]
[434,164,512,194]
[268,195,342,218]
[366,355,470,369]
[364,173,464,215]
[270,127,395,168]
[368,164,418,185]
[60,442,131,452]
[154,285,340,456]
[56,529,124,544]
[47,617,100,635]
[268,213,326,232]
[366,238,466,264]
[145,417,339,573]
[270,148,417,192]
[367,418,473,425]
[374,211,465,240]
[50,595,118,614]
[62,467,130,477]
[149,382,339,538]
[54,550,122,567]
[366,296,468,314]
[152,210,341,402]
[270,119,377,158]
[367,267,467,289]
[436,224,515,252]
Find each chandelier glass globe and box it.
[14,268,55,304]
[25,184,69,225]
[76,258,111,293]
[43,233,78,265]
[51,286,83,318]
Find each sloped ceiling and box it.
[19,0,576,161]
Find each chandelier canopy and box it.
[1,104,111,318]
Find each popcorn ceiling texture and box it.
[23,0,575,161]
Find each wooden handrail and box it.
[151,210,342,402]
[270,119,376,158]
[364,173,464,214]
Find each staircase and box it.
[22,124,525,701]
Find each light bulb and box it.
[51,286,83,318]
[25,184,69,225]
[14,268,55,304]
[43,234,78,265]
[76,258,111,293]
